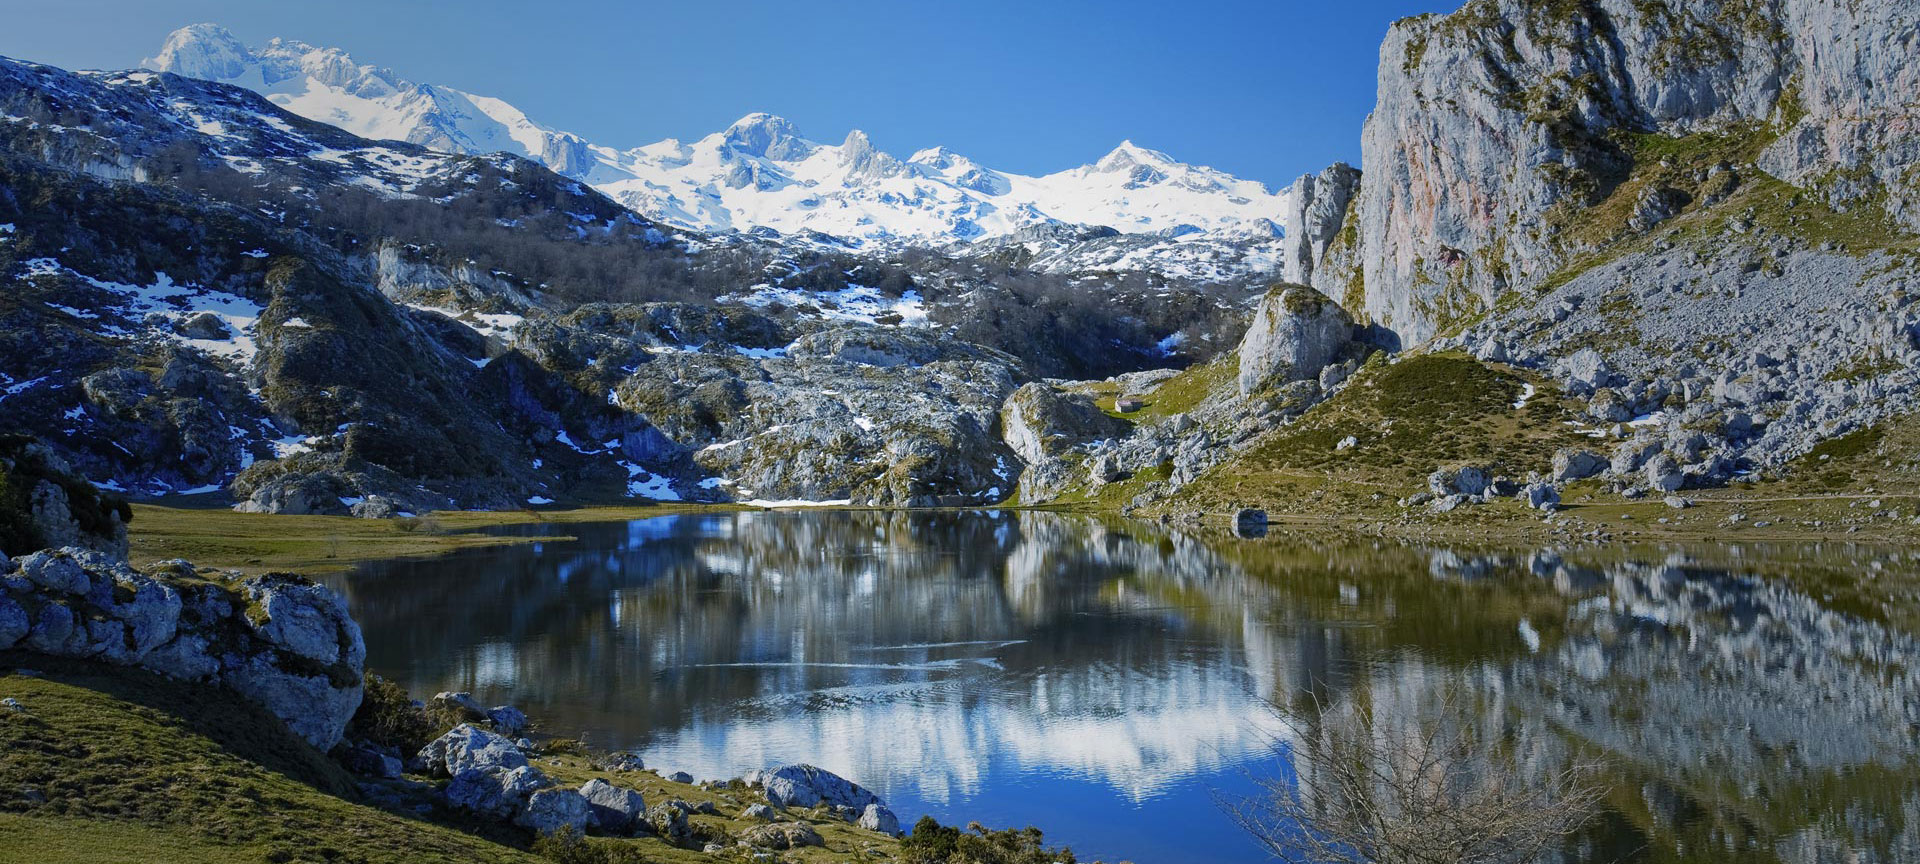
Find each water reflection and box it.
[337,511,1920,864]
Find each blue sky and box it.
[0,0,1454,188]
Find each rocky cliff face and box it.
[1280,163,1362,288]
[1349,0,1918,345]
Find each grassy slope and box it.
[1162,352,1588,518]
[127,502,746,574]
[1140,348,1920,543]
[0,657,538,864]
[0,657,906,864]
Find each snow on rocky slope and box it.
[144,24,1293,277]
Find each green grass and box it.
[0,656,915,864]
[1164,353,1586,515]
[1134,355,1237,419]
[0,657,539,864]
[127,502,746,574]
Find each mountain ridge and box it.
[144,23,1295,265]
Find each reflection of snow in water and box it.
[641,656,1287,805]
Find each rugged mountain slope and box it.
[1305,0,1919,347]
[1016,0,1920,519]
[0,53,1253,511]
[143,24,1293,279]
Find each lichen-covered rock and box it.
[1236,285,1353,396]
[740,822,824,850]
[646,801,696,847]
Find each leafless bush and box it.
[1222,687,1609,864]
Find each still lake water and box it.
[331,510,1920,863]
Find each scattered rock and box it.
[485,705,528,736]
[1233,508,1268,538]
[740,822,825,850]
[742,803,776,821]
[750,764,885,812]
[858,803,901,836]
[579,778,647,834]
[515,787,592,836]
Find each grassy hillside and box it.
[1164,352,1587,517]
[0,655,918,864]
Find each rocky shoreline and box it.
[0,540,926,856]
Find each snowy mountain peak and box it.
[139,26,1296,278]
[143,23,250,82]
[1094,140,1176,173]
[720,112,811,160]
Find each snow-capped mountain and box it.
[144,24,1293,272]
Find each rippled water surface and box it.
[335,510,1920,863]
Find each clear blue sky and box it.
[0,0,1454,189]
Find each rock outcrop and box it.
[999,383,1131,503]
[1237,285,1354,396]
[749,764,886,811]
[0,548,363,748]
[1280,162,1362,287]
[1348,0,1918,345]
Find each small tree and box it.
[1222,688,1608,864]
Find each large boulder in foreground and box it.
[0,548,364,749]
[1236,285,1354,396]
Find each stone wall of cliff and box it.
[1321,0,1917,346]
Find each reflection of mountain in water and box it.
[341,512,1920,863]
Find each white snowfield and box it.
[144,24,1293,255]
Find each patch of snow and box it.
[526,496,555,505]
[281,316,313,329]
[240,248,269,258]
[1512,382,1537,410]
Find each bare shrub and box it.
[1222,687,1608,864]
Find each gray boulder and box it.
[447,764,548,819]
[857,803,902,836]
[1525,482,1561,511]
[579,778,646,834]
[0,595,27,649]
[1,548,363,749]
[419,724,529,777]
[486,705,529,736]
[740,822,825,850]
[1645,454,1686,493]
[1237,285,1353,396]
[1551,449,1608,482]
[1428,466,1490,497]
[751,764,885,811]
[742,803,776,821]
[516,787,592,836]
